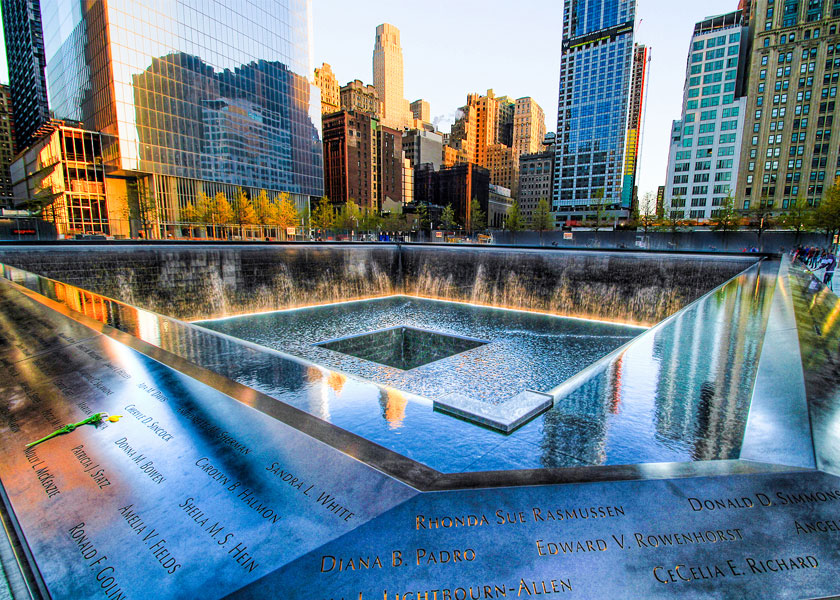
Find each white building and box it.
[664,10,749,222]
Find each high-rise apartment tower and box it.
[1,0,49,151]
[554,0,637,224]
[664,11,749,221]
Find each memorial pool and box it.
[1,243,838,599]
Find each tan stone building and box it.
[736,1,840,211]
[486,144,519,196]
[373,23,412,129]
[314,63,340,115]
[410,99,430,122]
[513,97,546,159]
[340,80,381,118]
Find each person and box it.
[823,252,836,287]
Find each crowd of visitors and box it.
[792,245,837,287]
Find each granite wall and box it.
[0,244,759,325]
[401,246,759,325]
[0,244,399,321]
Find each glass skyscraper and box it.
[553,0,636,224]
[38,0,322,235]
[1,0,50,151]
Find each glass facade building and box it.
[554,0,635,224]
[39,0,322,236]
[664,11,749,222]
[1,0,50,151]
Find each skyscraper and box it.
[1,0,49,151]
[735,0,840,212]
[373,23,411,129]
[0,84,15,206]
[513,97,547,159]
[26,0,322,237]
[622,44,650,212]
[664,11,749,222]
[554,0,636,224]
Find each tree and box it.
[360,208,383,233]
[814,178,840,242]
[129,183,158,239]
[310,196,335,235]
[531,198,553,245]
[780,196,814,243]
[637,191,658,234]
[469,199,486,235]
[231,188,257,239]
[744,197,774,250]
[275,193,301,237]
[504,200,525,244]
[417,202,432,233]
[334,199,361,233]
[441,204,456,230]
[592,188,608,230]
[712,194,740,249]
[207,192,233,238]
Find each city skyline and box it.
[0,0,745,204]
[312,0,740,200]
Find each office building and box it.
[373,23,411,129]
[414,163,489,229]
[315,63,341,114]
[23,0,322,237]
[410,99,430,123]
[10,123,113,236]
[513,97,547,159]
[1,0,50,151]
[519,150,555,221]
[0,84,15,206]
[322,110,403,212]
[340,80,381,118]
[403,129,443,170]
[554,0,637,224]
[664,10,749,221]
[735,0,840,211]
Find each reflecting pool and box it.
[196,297,644,404]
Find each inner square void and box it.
[316,325,488,371]
[196,295,645,406]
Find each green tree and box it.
[360,208,383,233]
[744,196,775,250]
[814,179,840,242]
[780,196,814,243]
[382,212,407,234]
[592,188,608,230]
[712,193,740,249]
[469,199,486,235]
[505,200,525,244]
[310,196,335,235]
[334,199,361,233]
[441,204,456,230]
[417,202,432,233]
[531,198,553,245]
[130,184,158,239]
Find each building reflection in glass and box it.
[40,0,323,235]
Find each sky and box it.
[0,0,741,200]
[313,0,742,199]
